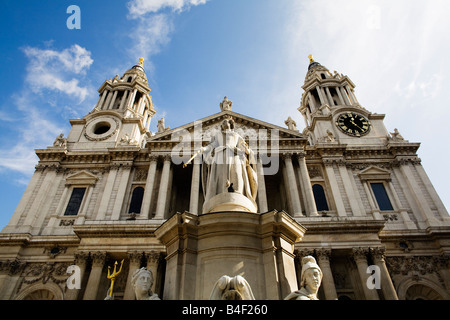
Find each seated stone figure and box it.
[285,256,323,300]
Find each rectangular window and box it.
[64,188,86,216]
[370,183,393,211]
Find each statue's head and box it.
[221,119,235,131]
[300,256,323,290]
[131,268,154,293]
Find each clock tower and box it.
[299,55,390,146]
[67,58,156,151]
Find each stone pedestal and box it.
[202,193,258,214]
[155,210,306,300]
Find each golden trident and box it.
[107,259,124,298]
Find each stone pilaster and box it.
[83,252,106,300]
[352,247,379,300]
[123,252,143,300]
[316,248,338,300]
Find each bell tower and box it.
[298,55,392,146]
[67,58,156,150]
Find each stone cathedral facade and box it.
[0,57,449,300]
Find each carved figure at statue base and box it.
[131,267,160,300]
[285,256,323,300]
[209,275,255,300]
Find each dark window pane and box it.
[371,183,394,211]
[64,188,86,216]
[128,187,145,214]
[313,184,329,211]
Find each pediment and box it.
[358,166,391,181]
[148,110,305,142]
[66,170,99,185]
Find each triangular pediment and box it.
[358,166,391,180]
[66,170,99,185]
[148,110,305,142]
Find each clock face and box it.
[335,112,370,137]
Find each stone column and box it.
[5,169,43,229]
[346,85,358,105]
[414,163,450,220]
[155,155,171,220]
[316,248,338,300]
[111,164,132,220]
[325,87,335,106]
[22,167,58,233]
[324,161,346,216]
[141,156,158,219]
[119,90,129,110]
[315,86,327,106]
[123,252,143,300]
[108,90,118,109]
[283,154,303,217]
[104,91,113,110]
[338,163,362,216]
[65,252,89,300]
[189,163,201,214]
[96,165,119,220]
[296,153,318,216]
[340,87,352,105]
[398,162,439,225]
[370,248,398,300]
[386,180,416,229]
[129,89,138,109]
[256,158,268,212]
[96,90,108,109]
[83,252,106,300]
[146,251,160,294]
[352,248,379,300]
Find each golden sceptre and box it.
[183,148,203,168]
[107,259,124,298]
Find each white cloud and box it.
[22,44,93,102]
[126,0,208,63]
[0,44,93,177]
[127,0,207,18]
[0,93,63,176]
[129,13,174,62]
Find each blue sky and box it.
[0,0,449,230]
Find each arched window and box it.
[312,184,329,212]
[128,187,145,214]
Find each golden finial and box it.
[106,259,124,299]
[308,54,314,63]
[138,57,144,66]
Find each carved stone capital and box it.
[352,247,369,263]
[370,247,386,263]
[128,251,143,264]
[145,251,161,265]
[90,251,107,267]
[74,251,90,267]
[315,248,332,262]
[282,153,293,161]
